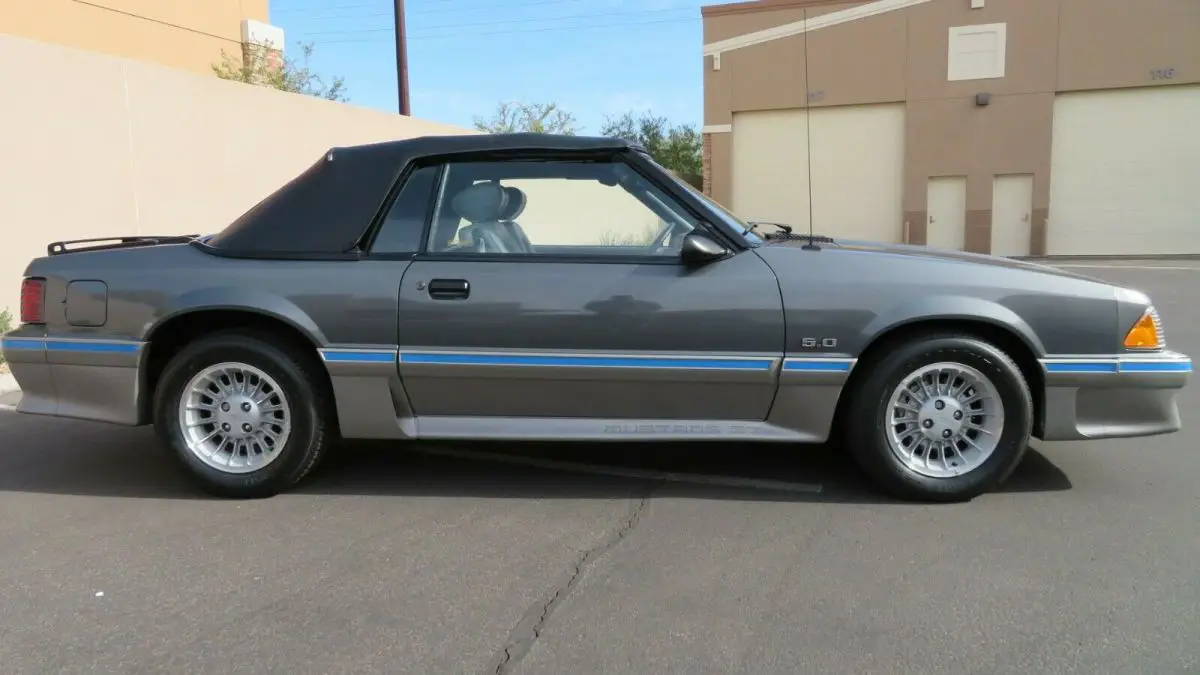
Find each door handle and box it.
[428,278,470,300]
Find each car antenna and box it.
[801,7,820,251]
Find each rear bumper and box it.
[1038,351,1190,441]
[0,329,145,425]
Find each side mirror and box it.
[680,232,728,265]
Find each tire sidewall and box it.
[154,334,322,497]
[849,335,1033,500]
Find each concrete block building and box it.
[1,0,282,75]
[701,0,1199,256]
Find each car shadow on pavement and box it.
[298,440,1072,505]
[0,412,1072,503]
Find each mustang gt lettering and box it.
[0,133,1190,503]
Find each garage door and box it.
[731,103,905,243]
[1047,84,1200,255]
[731,109,811,230]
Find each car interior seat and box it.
[498,186,535,253]
[447,182,515,253]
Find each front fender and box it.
[858,294,1047,358]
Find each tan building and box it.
[0,0,277,75]
[701,0,1200,256]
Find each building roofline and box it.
[702,0,932,56]
[701,0,860,19]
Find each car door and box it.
[394,152,785,425]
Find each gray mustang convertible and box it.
[1,134,1190,502]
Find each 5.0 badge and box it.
[800,337,838,349]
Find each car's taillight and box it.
[20,278,46,325]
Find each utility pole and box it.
[394,0,411,115]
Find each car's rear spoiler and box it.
[47,235,200,256]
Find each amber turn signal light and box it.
[1123,309,1161,349]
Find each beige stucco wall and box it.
[0,0,267,75]
[0,34,477,317]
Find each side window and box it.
[370,165,439,254]
[424,158,697,257]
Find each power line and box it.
[272,0,398,13]
[305,6,694,37]
[273,1,379,12]
[273,0,638,15]
[67,0,242,44]
[409,0,605,15]
[315,15,698,44]
[282,0,618,19]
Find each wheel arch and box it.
[138,305,332,426]
[142,288,329,345]
[837,314,1047,439]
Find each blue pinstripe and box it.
[321,350,397,363]
[398,352,776,370]
[1042,357,1191,374]
[1,338,140,354]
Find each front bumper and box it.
[1038,351,1191,441]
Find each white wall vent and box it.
[947,22,1006,81]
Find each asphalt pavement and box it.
[1,262,1198,675]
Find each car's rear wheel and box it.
[841,333,1033,502]
[153,331,331,498]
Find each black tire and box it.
[153,330,332,498]
[841,333,1033,503]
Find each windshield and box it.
[641,155,764,246]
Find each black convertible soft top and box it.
[200,133,640,257]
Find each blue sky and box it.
[267,0,708,133]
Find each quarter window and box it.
[371,165,439,254]
[423,159,697,257]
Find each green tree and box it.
[0,308,11,365]
[213,41,348,102]
[473,101,579,135]
[600,111,703,188]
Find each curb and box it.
[0,372,20,408]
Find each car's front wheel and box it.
[153,331,332,498]
[841,333,1033,502]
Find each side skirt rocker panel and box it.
[319,347,856,442]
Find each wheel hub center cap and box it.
[215,395,262,438]
[918,396,965,440]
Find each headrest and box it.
[451,182,508,223]
[499,186,527,220]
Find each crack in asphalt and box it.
[486,482,662,675]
